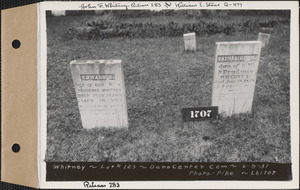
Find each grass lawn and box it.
[46,14,290,162]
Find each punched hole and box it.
[12,143,20,153]
[12,40,21,49]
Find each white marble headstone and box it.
[257,32,270,48]
[70,60,128,129]
[183,33,196,51]
[51,10,66,16]
[212,41,262,116]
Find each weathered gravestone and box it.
[212,41,262,116]
[257,32,270,48]
[95,10,104,15]
[51,10,66,16]
[183,33,196,51]
[70,60,128,129]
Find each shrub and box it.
[69,16,289,40]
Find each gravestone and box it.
[257,32,270,48]
[183,33,196,51]
[70,60,128,129]
[212,41,262,117]
[95,10,104,15]
[51,10,66,16]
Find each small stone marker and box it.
[212,41,262,117]
[95,10,104,15]
[257,32,270,48]
[51,10,66,16]
[70,60,128,129]
[183,32,196,51]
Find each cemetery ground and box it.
[46,13,290,162]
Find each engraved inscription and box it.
[212,42,262,116]
[70,60,128,129]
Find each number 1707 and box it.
[190,110,212,118]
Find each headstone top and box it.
[183,32,196,37]
[216,41,262,45]
[258,32,270,36]
[70,60,121,65]
[51,10,66,16]
[215,41,261,55]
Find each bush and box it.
[69,16,289,40]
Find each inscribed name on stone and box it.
[212,41,262,116]
[257,32,270,48]
[70,60,128,129]
[183,33,196,51]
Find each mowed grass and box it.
[46,15,290,162]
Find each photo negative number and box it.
[190,110,212,118]
[182,107,218,121]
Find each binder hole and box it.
[12,40,21,49]
[12,143,20,153]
